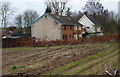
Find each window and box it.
[74,26,77,30]
[63,34,67,40]
[79,26,81,30]
[69,34,71,39]
[86,27,90,28]
[54,21,58,28]
[79,34,82,38]
[74,34,78,40]
[64,26,66,30]
[70,26,72,30]
[63,35,65,39]
[65,35,67,40]
[54,21,58,26]
[45,15,47,19]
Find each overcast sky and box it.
[0,0,119,26]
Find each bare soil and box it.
[2,43,112,75]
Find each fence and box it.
[2,33,120,48]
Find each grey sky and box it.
[0,0,119,26]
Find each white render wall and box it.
[78,15,96,33]
[31,15,61,41]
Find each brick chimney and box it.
[56,9,59,16]
[84,12,88,15]
[93,12,96,16]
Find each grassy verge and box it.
[62,50,118,75]
[78,55,118,75]
[3,47,46,50]
[42,48,117,75]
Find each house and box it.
[78,12,103,36]
[31,10,85,41]
[2,27,31,39]
[2,29,14,39]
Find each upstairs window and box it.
[79,26,81,30]
[64,26,66,30]
[70,26,72,30]
[45,15,47,19]
[74,26,77,30]
[54,21,58,25]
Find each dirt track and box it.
[2,43,115,75]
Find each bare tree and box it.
[72,11,83,21]
[0,1,13,28]
[15,14,23,28]
[15,14,23,34]
[83,0,118,33]
[45,0,69,15]
[23,9,39,28]
[22,9,39,33]
[83,0,106,15]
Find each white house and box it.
[78,13,103,36]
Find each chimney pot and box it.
[93,12,96,15]
[56,9,59,16]
[84,12,88,15]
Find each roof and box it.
[32,13,83,26]
[11,34,31,37]
[85,15,101,26]
[50,14,82,26]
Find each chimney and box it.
[84,12,88,15]
[45,6,51,14]
[56,9,59,16]
[93,12,96,16]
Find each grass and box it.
[11,65,27,71]
[62,50,118,75]
[78,55,118,75]
[4,47,46,50]
[42,48,117,75]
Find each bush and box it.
[2,33,120,48]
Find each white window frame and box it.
[74,34,78,40]
[79,26,81,30]
[79,34,82,38]
[74,26,77,30]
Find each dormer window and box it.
[45,15,47,19]
[54,21,58,25]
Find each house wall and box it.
[31,15,61,41]
[61,25,85,40]
[78,15,96,33]
[61,25,73,40]
[73,26,85,40]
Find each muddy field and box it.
[2,42,118,75]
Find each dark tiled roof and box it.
[85,15,101,26]
[11,34,31,37]
[50,14,82,26]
